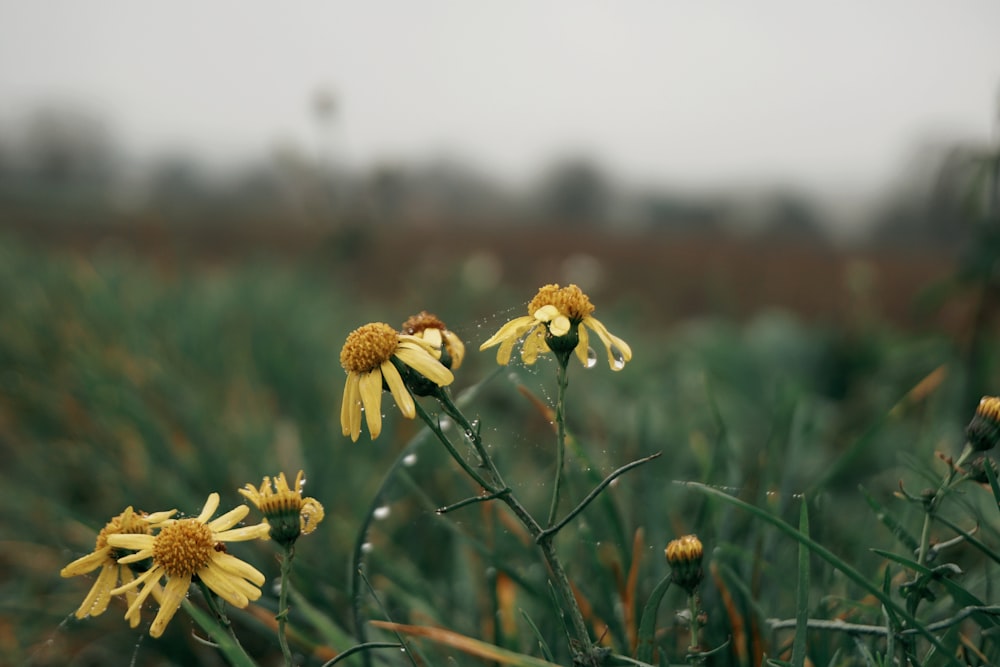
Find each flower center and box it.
[340,323,399,373]
[96,507,152,550]
[401,311,445,335]
[527,284,595,322]
[153,519,215,577]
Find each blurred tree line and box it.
[0,102,992,252]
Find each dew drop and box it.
[584,346,598,368]
[402,453,418,467]
[361,541,374,553]
[611,347,626,370]
[373,506,391,520]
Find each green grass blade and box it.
[518,608,555,663]
[682,481,964,667]
[634,573,672,664]
[792,501,809,667]
[290,587,357,651]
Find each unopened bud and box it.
[967,396,1000,452]
[665,534,704,594]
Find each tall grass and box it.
[2,232,996,666]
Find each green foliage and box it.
[2,232,998,666]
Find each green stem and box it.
[435,389,508,490]
[687,592,703,663]
[412,399,497,493]
[195,580,255,663]
[421,391,598,664]
[277,544,296,667]
[547,360,570,527]
[917,444,974,567]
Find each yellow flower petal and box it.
[61,547,110,578]
[196,493,221,524]
[520,327,549,365]
[549,315,571,337]
[479,315,535,350]
[583,316,632,370]
[149,575,190,638]
[359,368,384,440]
[207,505,250,533]
[381,360,415,418]
[342,372,362,441]
[394,346,454,386]
[73,562,117,619]
[574,323,591,366]
[533,304,560,323]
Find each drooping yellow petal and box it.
[442,329,466,369]
[479,315,535,350]
[381,360,415,418]
[149,575,190,638]
[61,547,111,578]
[118,564,163,608]
[198,563,250,609]
[394,346,454,386]
[583,316,632,370]
[342,373,362,441]
[495,335,519,366]
[421,327,443,350]
[574,323,590,366]
[73,562,117,619]
[520,327,549,365]
[211,551,267,586]
[120,567,142,628]
[358,368,384,440]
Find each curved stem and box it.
[547,360,570,527]
[277,544,296,667]
[412,399,497,493]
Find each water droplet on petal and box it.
[584,346,598,368]
[373,506,391,520]
[611,347,626,370]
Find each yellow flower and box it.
[61,506,176,627]
[401,311,466,370]
[340,322,454,442]
[107,493,270,638]
[239,470,324,545]
[480,283,632,370]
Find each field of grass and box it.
[2,230,998,667]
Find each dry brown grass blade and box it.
[710,560,747,667]
[624,526,644,654]
[369,621,562,666]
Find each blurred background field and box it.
[3,3,1000,666]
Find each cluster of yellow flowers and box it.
[63,283,630,637]
[62,473,323,638]
[339,285,632,442]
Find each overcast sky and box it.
[1,1,998,198]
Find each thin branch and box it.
[536,452,662,543]
[436,487,511,514]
